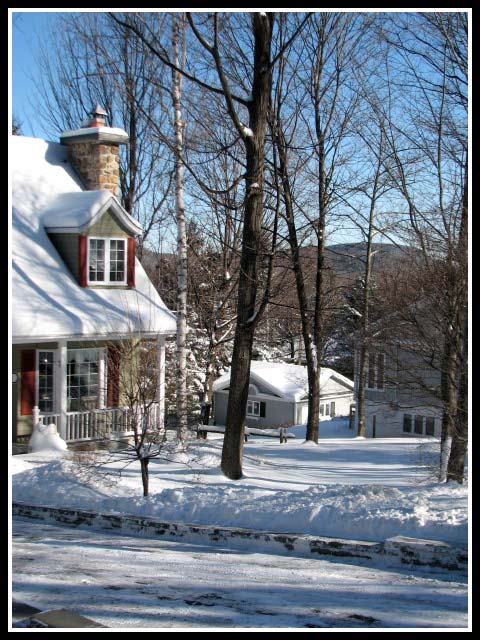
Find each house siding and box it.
[87,209,130,237]
[363,400,442,438]
[320,392,354,418]
[355,340,443,438]
[214,392,295,428]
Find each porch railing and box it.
[35,403,162,443]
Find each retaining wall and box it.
[12,501,467,573]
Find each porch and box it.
[33,403,163,444]
[14,336,167,445]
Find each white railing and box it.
[36,403,162,443]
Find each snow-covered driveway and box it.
[12,517,468,629]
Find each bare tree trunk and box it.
[140,458,149,497]
[221,14,274,479]
[356,163,382,437]
[355,220,375,439]
[446,172,468,484]
[274,126,320,443]
[447,313,468,483]
[172,15,188,443]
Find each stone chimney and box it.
[60,105,129,197]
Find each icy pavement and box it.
[11,517,469,630]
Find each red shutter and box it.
[107,345,120,407]
[21,350,36,415]
[78,235,87,287]
[127,237,136,288]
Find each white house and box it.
[212,361,354,428]
[11,107,176,446]
[353,310,443,438]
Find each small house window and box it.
[403,414,412,433]
[320,403,324,416]
[414,415,424,435]
[67,348,102,412]
[37,351,55,413]
[247,400,260,417]
[88,238,126,285]
[247,400,265,418]
[425,417,435,436]
[325,403,330,416]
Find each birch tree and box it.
[171,14,189,443]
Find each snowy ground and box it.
[12,517,468,629]
[11,418,470,629]
[11,418,468,547]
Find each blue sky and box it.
[12,9,449,249]
[11,11,70,139]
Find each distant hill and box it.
[323,242,410,277]
[141,242,411,285]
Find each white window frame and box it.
[36,350,56,414]
[87,237,127,285]
[66,347,105,412]
[247,400,260,417]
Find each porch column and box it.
[57,340,68,441]
[98,348,106,409]
[156,335,166,429]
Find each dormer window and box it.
[88,237,126,285]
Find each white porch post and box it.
[98,348,106,409]
[156,335,166,429]
[57,340,68,441]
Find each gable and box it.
[42,190,142,237]
[87,208,131,237]
[322,375,354,394]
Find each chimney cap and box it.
[92,104,108,118]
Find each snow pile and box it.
[12,428,468,547]
[28,422,68,453]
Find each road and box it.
[11,517,469,629]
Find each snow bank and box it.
[12,438,467,546]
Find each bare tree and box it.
[100,336,167,498]
[271,12,367,443]
[377,12,468,482]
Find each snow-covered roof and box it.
[11,135,176,342]
[42,190,142,236]
[213,361,354,401]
